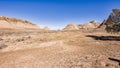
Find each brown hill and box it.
[0,16,40,30]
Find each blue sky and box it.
[0,0,120,30]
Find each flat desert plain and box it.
[0,30,120,68]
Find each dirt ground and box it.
[0,30,120,68]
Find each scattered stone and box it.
[0,38,3,41]
[16,38,25,42]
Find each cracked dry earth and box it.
[0,30,120,68]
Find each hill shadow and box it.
[86,35,120,41]
[108,58,120,66]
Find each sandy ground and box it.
[0,30,120,68]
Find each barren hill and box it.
[0,16,40,30]
[63,20,100,30]
[63,24,79,30]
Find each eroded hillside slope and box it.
[0,16,40,29]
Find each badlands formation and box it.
[0,9,120,68]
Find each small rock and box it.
[0,38,3,41]
[0,44,8,49]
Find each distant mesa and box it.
[0,16,40,30]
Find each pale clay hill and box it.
[78,20,100,29]
[0,16,40,29]
[0,16,101,31]
[63,24,79,30]
[63,20,100,30]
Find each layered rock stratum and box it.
[0,16,40,30]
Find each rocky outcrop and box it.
[98,9,120,31]
[0,16,40,30]
[105,9,120,26]
[78,20,100,29]
[63,24,79,30]
[104,9,120,32]
[98,19,107,29]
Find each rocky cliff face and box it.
[105,9,120,26]
[104,9,120,32]
[0,16,40,30]
[98,19,107,29]
[99,9,120,29]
